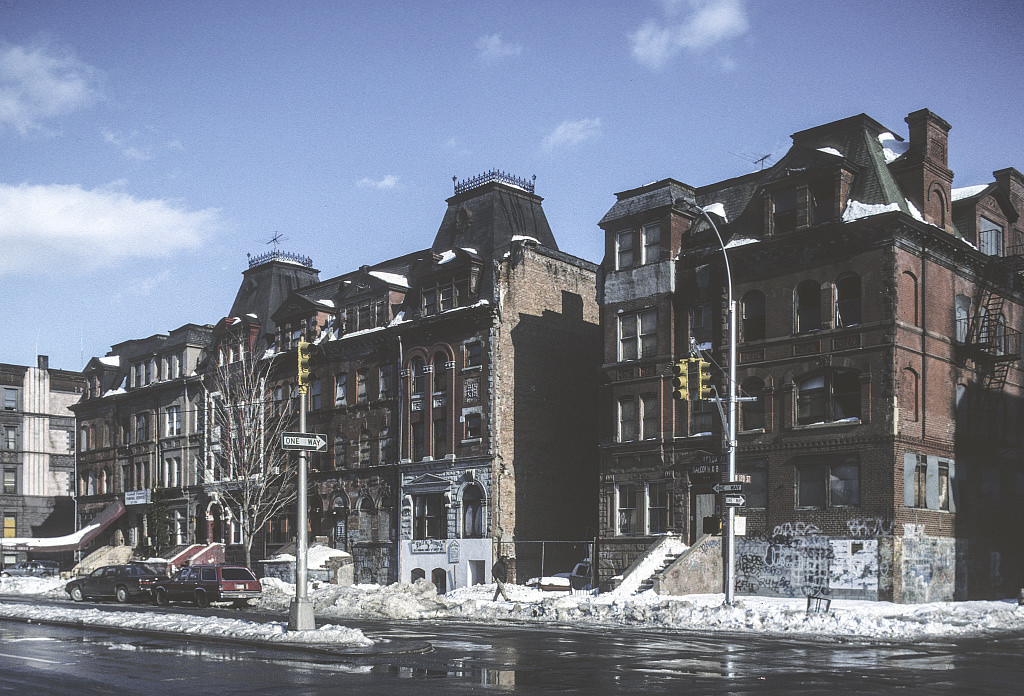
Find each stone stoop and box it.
[608,535,689,596]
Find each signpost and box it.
[713,483,743,494]
[723,494,746,507]
[281,433,327,452]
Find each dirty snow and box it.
[3,575,1024,645]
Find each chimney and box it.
[37,355,49,370]
[994,168,1024,218]
[891,109,954,232]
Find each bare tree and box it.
[204,350,297,569]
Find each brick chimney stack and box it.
[891,109,954,232]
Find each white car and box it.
[1,560,60,578]
[527,560,593,592]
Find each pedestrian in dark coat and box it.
[492,556,509,601]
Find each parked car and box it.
[1,560,60,578]
[527,560,593,592]
[65,563,168,603]
[151,564,262,608]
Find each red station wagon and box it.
[152,564,262,608]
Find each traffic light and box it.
[296,339,312,393]
[672,359,690,400]
[703,515,722,534]
[697,359,713,400]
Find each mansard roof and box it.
[432,173,557,260]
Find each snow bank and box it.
[6,575,1024,644]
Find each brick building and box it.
[1,356,84,567]
[71,172,600,589]
[598,109,1024,602]
[270,172,601,589]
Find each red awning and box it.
[1,501,125,552]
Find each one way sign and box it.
[281,433,328,452]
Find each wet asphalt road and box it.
[1,595,1022,695]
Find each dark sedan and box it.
[65,563,168,603]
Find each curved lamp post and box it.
[692,204,738,606]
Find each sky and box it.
[2,0,1023,371]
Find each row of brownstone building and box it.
[58,108,1024,602]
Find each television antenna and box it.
[731,151,773,170]
[266,232,286,250]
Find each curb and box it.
[0,614,433,660]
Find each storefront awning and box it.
[1,501,125,553]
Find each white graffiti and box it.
[903,523,925,538]
[772,522,821,538]
[846,517,894,538]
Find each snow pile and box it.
[261,578,1024,642]
[7,574,1024,644]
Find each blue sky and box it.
[3,0,1023,371]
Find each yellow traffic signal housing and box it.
[697,359,713,400]
[671,359,690,400]
[296,339,312,393]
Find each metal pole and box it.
[288,383,315,631]
[696,206,737,606]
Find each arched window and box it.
[742,290,766,341]
[835,273,861,327]
[797,369,861,425]
[431,568,447,593]
[412,357,426,395]
[462,485,484,538]
[900,271,919,326]
[358,497,377,542]
[900,368,920,422]
[955,295,970,343]
[411,568,426,582]
[740,378,765,431]
[796,280,821,332]
[433,353,449,395]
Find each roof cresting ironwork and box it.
[453,170,536,195]
[247,250,313,269]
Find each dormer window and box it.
[616,230,633,269]
[772,189,798,234]
[980,217,1004,257]
[421,278,466,317]
[642,223,660,264]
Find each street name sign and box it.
[723,494,746,507]
[713,483,744,494]
[282,433,328,452]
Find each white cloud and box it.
[0,41,100,134]
[102,129,153,161]
[0,183,220,276]
[357,175,400,190]
[542,118,602,153]
[630,0,749,69]
[475,33,523,60]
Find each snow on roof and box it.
[817,147,842,158]
[0,521,101,549]
[99,355,120,367]
[368,270,409,287]
[512,235,539,244]
[725,237,758,249]
[317,299,335,308]
[842,200,901,222]
[702,203,728,222]
[878,132,909,164]
[953,184,989,201]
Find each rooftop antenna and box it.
[730,151,773,170]
[267,232,285,250]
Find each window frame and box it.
[796,457,860,509]
[619,309,658,362]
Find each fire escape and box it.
[956,248,1024,436]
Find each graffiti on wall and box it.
[736,530,881,599]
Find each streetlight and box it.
[691,204,738,606]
